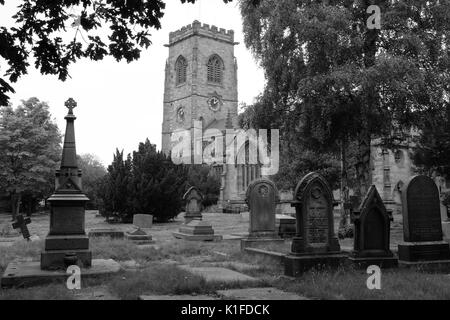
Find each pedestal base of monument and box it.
[398,240,450,262]
[347,255,398,269]
[125,228,154,244]
[41,249,92,270]
[240,237,285,250]
[284,252,347,277]
[173,220,222,241]
[183,212,202,224]
[1,259,121,288]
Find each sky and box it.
[0,0,265,166]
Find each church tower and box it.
[161,20,238,157]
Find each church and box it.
[161,21,262,212]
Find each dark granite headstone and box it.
[398,175,450,264]
[183,186,203,222]
[240,178,283,249]
[349,185,397,268]
[284,172,345,276]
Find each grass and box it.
[0,240,43,274]
[273,266,450,300]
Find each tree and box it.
[129,138,187,222]
[99,140,188,223]
[77,153,107,209]
[413,103,450,178]
[0,97,61,219]
[0,0,230,106]
[240,0,450,205]
[98,149,132,220]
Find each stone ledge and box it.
[1,259,121,288]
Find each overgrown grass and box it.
[274,266,450,300]
[0,240,43,273]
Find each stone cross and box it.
[65,98,77,114]
[12,215,31,241]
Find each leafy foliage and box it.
[98,140,188,223]
[0,97,61,217]
[0,0,231,106]
[77,153,106,209]
[239,0,450,198]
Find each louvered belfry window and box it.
[207,55,223,84]
[175,55,187,85]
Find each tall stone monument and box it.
[41,98,92,269]
[1,99,121,287]
[349,185,397,268]
[398,175,450,266]
[241,178,284,249]
[284,172,345,276]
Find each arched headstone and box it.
[285,172,345,276]
[246,178,279,237]
[183,186,203,222]
[241,178,284,249]
[398,175,450,263]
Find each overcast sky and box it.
[0,0,265,166]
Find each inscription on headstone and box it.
[290,172,340,254]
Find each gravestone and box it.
[173,187,221,241]
[125,214,153,244]
[398,175,450,265]
[88,228,124,239]
[133,214,153,229]
[241,179,284,249]
[349,185,397,268]
[284,172,346,276]
[183,186,203,223]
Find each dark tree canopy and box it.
[0,0,231,106]
[239,0,450,197]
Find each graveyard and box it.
[1,202,450,300]
[1,0,450,305]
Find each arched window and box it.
[175,55,187,85]
[207,55,223,84]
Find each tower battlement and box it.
[168,20,235,45]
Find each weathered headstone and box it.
[398,175,450,265]
[349,185,397,268]
[125,214,153,244]
[183,186,203,223]
[133,214,153,229]
[12,215,31,241]
[173,187,221,241]
[284,172,345,276]
[241,178,284,249]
